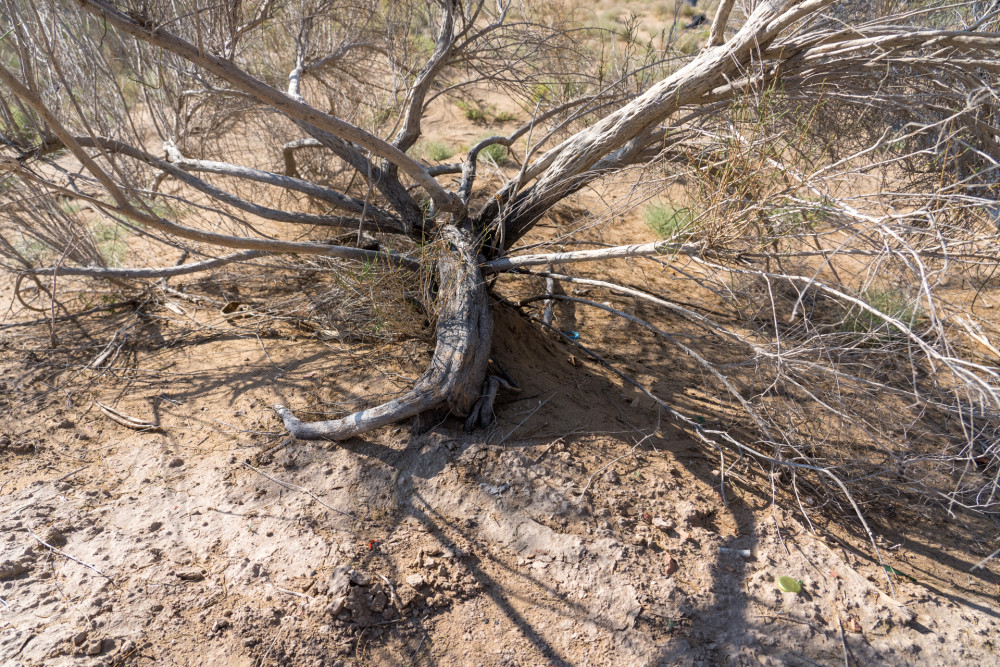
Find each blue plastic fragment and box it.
[564,331,580,340]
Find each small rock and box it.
[603,469,620,484]
[176,569,205,582]
[86,638,104,656]
[652,517,675,531]
[327,596,348,616]
[211,618,230,632]
[166,457,185,468]
[56,418,75,429]
[148,521,163,532]
[10,442,34,454]
[319,565,352,598]
[665,555,679,578]
[405,573,426,589]
[676,501,703,527]
[40,527,67,547]
[73,630,89,646]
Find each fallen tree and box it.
[2,0,1000,520]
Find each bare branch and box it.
[160,141,403,231]
[393,0,458,152]
[483,240,698,273]
[76,0,464,214]
[709,0,737,47]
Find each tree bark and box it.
[274,223,493,440]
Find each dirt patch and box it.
[2,275,1000,666]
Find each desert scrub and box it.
[839,287,926,343]
[645,203,697,238]
[455,99,487,122]
[478,140,509,165]
[93,221,129,267]
[418,140,455,162]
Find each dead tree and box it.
[3,1,1000,514]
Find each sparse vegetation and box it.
[645,202,697,238]
[455,99,488,122]
[419,139,455,162]
[477,138,509,165]
[840,287,926,342]
[0,3,999,637]
[455,99,516,124]
[92,221,129,267]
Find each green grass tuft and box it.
[479,141,509,165]
[421,140,455,162]
[645,203,697,238]
[841,288,925,341]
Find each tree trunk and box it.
[274,223,492,440]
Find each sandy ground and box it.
[3,5,1000,663]
[2,203,1000,666]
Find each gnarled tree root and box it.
[274,224,493,440]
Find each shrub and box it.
[421,140,455,162]
[479,141,509,165]
[841,288,925,342]
[455,99,487,122]
[645,203,697,238]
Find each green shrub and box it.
[421,140,455,162]
[841,288,925,340]
[93,221,128,267]
[479,141,508,165]
[530,83,554,104]
[9,106,40,143]
[455,99,487,123]
[645,203,697,238]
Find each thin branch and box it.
[25,523,117,588]
[243,461,356,520]
[76,0,463,214]
[709,0,737,47]
[483,240,698,272]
